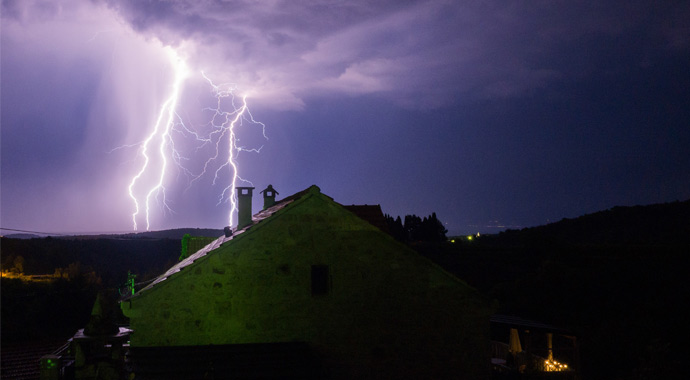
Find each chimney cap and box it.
[236,187,254,229]
[236,187,255,196]
[260,184,279,195]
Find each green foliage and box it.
[118,271,137,296]
[1,276,100,341]
[180,233,191,261]
[0,237,181,286]
[12,255,25,273]
[0,236,181,343]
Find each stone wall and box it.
[122,190,491,378]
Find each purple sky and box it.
[2,0,690,235]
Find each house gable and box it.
[121,185,491,378]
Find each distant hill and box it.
[3,233,41,239]
[1,228,225,288]
[58,228,225,240]
[2,228,224,240]
[127,228,224,239]
[495,199,690,246]
[415,199,689,379]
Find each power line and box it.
[0,227,71,236]
[0,227,181,241]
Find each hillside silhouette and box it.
[2,201,688,378]
[494,199,690,246]
[1,229,221,342]
[415,199,689,379]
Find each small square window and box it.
[311,265,329,296]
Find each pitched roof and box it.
[342,204,390,234]
[490,314,572,334]
[126,185,324,299]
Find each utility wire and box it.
[0,227,176,240]
[0,227,71,236]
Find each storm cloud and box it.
[2,0,689,234]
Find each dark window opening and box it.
[311,265,329,296]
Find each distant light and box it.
[467,235,473,241]
[544,359,569,372]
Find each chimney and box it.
[260,184,279,210]
[236,187,255,229]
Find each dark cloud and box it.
[91,0,690,110]
[2,0,689,233]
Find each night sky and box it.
[2,0,689,235]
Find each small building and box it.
[120,185,492,378]
[490,314,579,379]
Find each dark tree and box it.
[384,214,406,242]
[404,214,423,241]
[425,212,448,241]
[385,212,448,242]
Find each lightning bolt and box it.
[125,47,266,231]
[127,48,188,231]
[194,74,267,228]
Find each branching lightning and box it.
[197,73,267,228]
[125,47,266,231]
[127,48,188,231]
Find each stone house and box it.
[120,185,492,379]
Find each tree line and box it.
[384,212,448,242]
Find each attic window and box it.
[311,265,330,296]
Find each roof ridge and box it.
[124,185,323,299]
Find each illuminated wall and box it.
[122,186,491,378]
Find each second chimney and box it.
[236,187,255,229]
[260,184,279,210]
